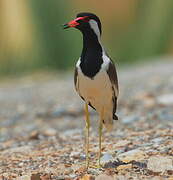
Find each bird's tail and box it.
[113,113,118,120]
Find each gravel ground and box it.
[0,59,173,179]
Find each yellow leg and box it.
[98,108,104,167]
[84,103,90,169]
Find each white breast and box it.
[75,54,116,131]
[77,68,113,112]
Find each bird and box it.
[63,12,119,168]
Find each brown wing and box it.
[106,61,119,120]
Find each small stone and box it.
[16,175,31,180]
[168,176,173,180]
[88,168,100,175]
[64,168,73,175]
[100,153,114,165]
[31,174,41,180]
[114,140,131,147]
[118,149,146,163]
[29,131,39,140]
[7,146,31,153]
[157,94,173,105]
[0,176,5,180]
[63,129,82,136]
[45,167,57,174]
[71,164,79,172]
[95,174,114,180]
[151,137,164,144]
[114,175,127,180]
[68,174,77,179]
[147,156,173,173]
[117,164,132,171]
[51,107,66,117]
[75,166,87,174]
[44,128,57,136]
[18,162,24,167]
[70,151,80,157]
[122,115,138,124]
[80,174,95,180]
[136,92,155,108]
[40,174,51,180]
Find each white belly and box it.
[78,70,113,113]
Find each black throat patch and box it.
[79,28,103,79]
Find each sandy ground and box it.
[0,59,173,179]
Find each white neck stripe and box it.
[89,19,105,53]
[89,20,101,39]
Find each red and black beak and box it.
[63,16,89,29]
[63,19,79,29]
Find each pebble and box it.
[151,137,164,144]
[31,174,41,180]
[122,115,138,124]
[5,146,32,154]
[157,94,173,105]
[114,140,131,147]
[16,175,31,180]
[147,156,173,173]
[100,153,114,165]
[63,129,82,136]
[44,128,57,136]
[80,174,95,180]
[18,162,24,167]
[118,149,146,163]
[117,164,132,171]
[70,151,80,157]
[95,174,114,180]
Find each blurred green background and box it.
[0,0,173,76]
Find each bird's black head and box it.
[63,12,102,36]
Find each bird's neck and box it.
[80,29,104,78]
[82,30,103,54]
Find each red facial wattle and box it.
[67,19,80,28]
[63,16,89,29]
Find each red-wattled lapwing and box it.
[63,12,119,168]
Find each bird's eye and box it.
[83,17,90,22]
